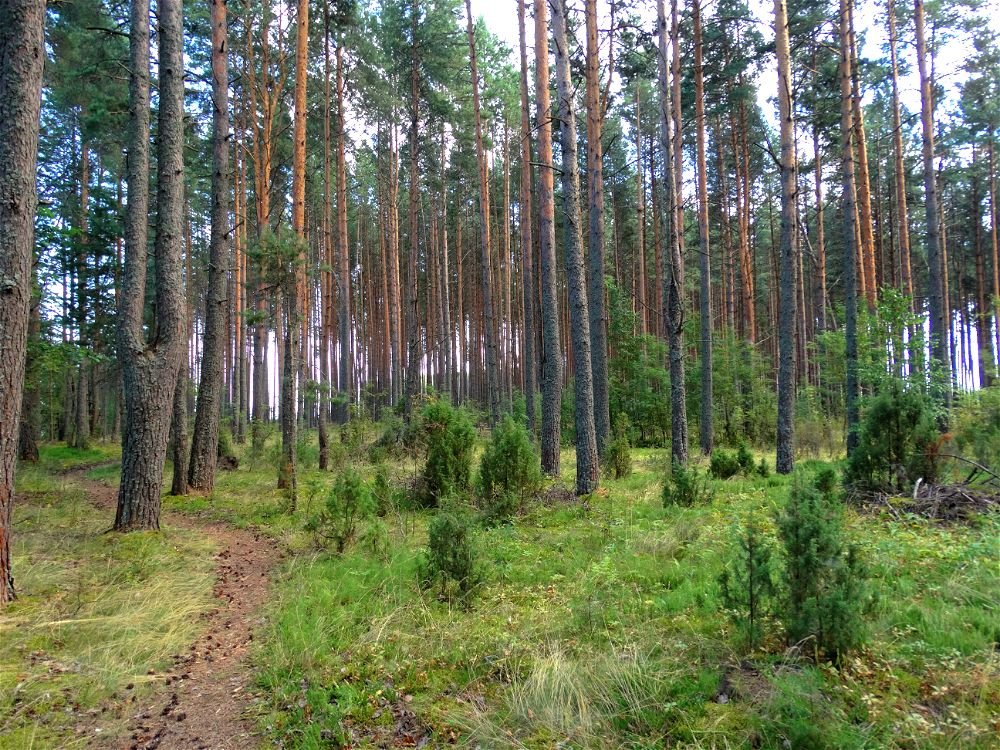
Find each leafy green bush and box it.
[776,473,867,662]
[709,449,742,479]
[952,386,1000,470]
[844,379,939,493]
[417,400,475,508]
[419,508,479,598]
[662,463,713,507]
[477,416,542,524]
[602,414,632,480]
[371,464,402,516]
[305,469,376,553]
[719,515,777,651]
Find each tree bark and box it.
[189,0,230,492]
[693,0,713,455]
[336,43,353,421]
[553,0,599,495]
[774,0,797,474]
[0,0,44,603]
[170,367,189,496]
[534,0,562,476]
[657,0,688,467]
[517,0,537,436]
[115,0,187,532]
[887,0,914,306]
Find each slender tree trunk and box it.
[584,0,610,457]
[189,0,230,492]
[552,0,598,494]
[812,123,828,332]
[517,0,537,436]
[74,135,91,451]
[636,90,648,337]
[657,0,688,466]
[115,0,187,531]
[990,141,999,378]
[19,280,41,464]
[336,43,352,421]
[0,0,44,602]
[693,0,713,455]
[319,3,332,466]
[404,1,422,415]
[839,0,860,454]
[535,0,562,475]
[774,0,797,474]
[170,366,189,496]
[887,0,914,305]
[849,1,877,308]
[914,0,948,393]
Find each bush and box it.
[477,416,542,524]
[736,442,756,475]
[709,449,742,479]
[952,386,1000,470]
[418,400,475,508]
[662,463,713,507]
[419,508,479,599]
[371,464,402,516]
[602,414,632,480]
[719,515,777,651]
[845,379,939,493]
[776,473,867,662]
[305,469,376,553]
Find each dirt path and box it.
[72,470,281,750]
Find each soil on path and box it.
[72,470,281,750]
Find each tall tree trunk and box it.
[404,1,422,415]
[115,0,187,531]
[990,141,999,378]
[657,0,688,466]
[319,3,332,466]
[0,0,44,603]
[584,0,610,457]
[74,135,91,451]
[466,0,501,425]
[914,0,948,394]
[535,0,562,475]
[839,0,860,454]
[336,43,352,421]
[693,0,713,455]
[636,90,648,337]
[774,0,797,474]
[189,0,230,492]
[887,0,913,306]
[849,1,877,308]
[19,276,41,463]
[812,123,828,332]
[170,367,189,496]
[972,147,992,388]
[517,0,537,436]
[553,0,599,495]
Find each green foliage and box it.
[719,515,777,651]
[662,462,713,506]
[371,463,402,516]
[602,414,633,480]
[845,379,940,493]
[776,474,867,662]
[952,386,1000,470]
[419,509,479,599]
[476,416,542,525]
[417,400,475,508]
[709,449,742,479]
[305,469,376,553]
[714,332,778,446]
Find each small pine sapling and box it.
[662,462,713,506]
[602,413,633,479]
[477,416,542,524]
[306,469,376,553]
[719,515,777,651]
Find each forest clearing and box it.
[1,0,999,747]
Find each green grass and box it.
[236,437,998,749]
[2,446,217,748]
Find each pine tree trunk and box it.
[693,0,713,455]
[534,0,562,476]
[0,0,45,603]
[115,0,187,532]
[74,137,91,451]
[517,0,537,436]
[189,0,230,492]
[170,367,189,496]
[336,44,353,421]
[404,2,422,416]
[19,282,41,463]
[849,2,878,308]
[774,0,797,474]
[584,0,610,457]
[657,0,688,467]
[887,0,914,305]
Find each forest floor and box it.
[3,432,999,749]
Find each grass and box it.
[216,434,997,749]
[1,446,217,749]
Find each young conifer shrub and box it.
[477,416,542,525]
[709,448,742,479]
[662,462,713,506]
[602,414,633,480]
[418,400,475,508]
[776,472,867,662]
[419,507,480,599]
[305,469,376,553]
[719,515,777,651]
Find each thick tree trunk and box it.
[553,0,599,495]
[914,0,948,391]
[584,0,610,457]
[534,0,562,476]
[657,0,688,467]
[189,0,230,492]
[693,0,713,455]
[839,0,860,454]
[0,0,44,603]
[518,0,537,436]
[115,0,187,532]
[775,0,797,474]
